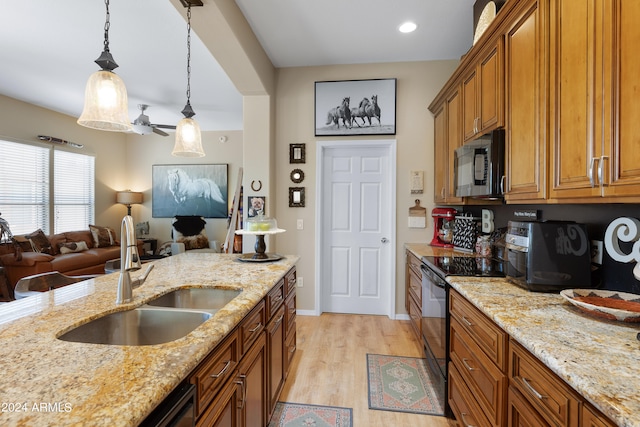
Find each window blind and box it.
[0,140,49,236]
[54,150,95,234]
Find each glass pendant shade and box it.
[78,70,132,132]
[172,117,205,157]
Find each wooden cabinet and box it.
[432,86,464,204]
[549,0,640,201]
[504,0,548,202]
[463,36,504,142]
[581,403,617,427]
[190,266,297,427]
[449,289,508,427]
[405,251,422,341]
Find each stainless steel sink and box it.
[145,288,241,312]
[58,307,211,346]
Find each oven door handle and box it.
[420,264,447,289]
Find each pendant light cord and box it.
[103,0,111,54]
[186,4,192,105]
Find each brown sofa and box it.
[0,229,143,291]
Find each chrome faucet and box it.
[116,215,154,304]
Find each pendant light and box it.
[172,2,205,157]
[78,0,132,132]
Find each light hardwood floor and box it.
[278,313,457,427]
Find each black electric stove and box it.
[422,255,506,278]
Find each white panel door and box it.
[319,142,393,315]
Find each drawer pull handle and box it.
[289,345,297,353]
[462,358,475,372]
[272,295,283,303]
[522,377,545,400]
[462,316,474,327]
[275,314,285,326]
[289,279,296,287]
[460,412,477,427]
[249,323,262,333]
[210,360,231,379]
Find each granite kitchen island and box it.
[0,253,298,426]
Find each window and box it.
[0,139,95,237]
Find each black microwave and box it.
[454,129,505,199]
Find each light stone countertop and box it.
[405,242,640,427]
[0,253,298,427]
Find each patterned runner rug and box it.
[268,402,353,427]
[367,353,445,416]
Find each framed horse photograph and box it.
[152,164,228,218]
[314,78,397,136]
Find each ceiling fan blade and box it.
[152,127,170,137]
[154,124,177,130]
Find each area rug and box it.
[268,402,353,427]
[367,353,444,416]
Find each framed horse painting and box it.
[152,164,228,218]
[314,78,397,136]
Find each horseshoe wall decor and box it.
[251,180,263,192]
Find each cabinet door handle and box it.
[462,358,476,372]
[500,175,505,195]
[522,377,545,400]
[210,360,231,379]
[460,412,477,427]
[235,374,247,409]
[589,157,599,187]
[598,156,608,186]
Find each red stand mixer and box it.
[430,207,457,247]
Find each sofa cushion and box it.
[1,252,54,267]
[25,229,54,254]
[58,241,89,254]
[11,235,32,253]
[89,225,116,248]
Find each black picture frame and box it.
[289,187,305,208]
[290,169,305,184]
[315,78,397,136]
[290,143,306,164]
[152,164,228,218]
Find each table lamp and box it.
[116,190,143,216]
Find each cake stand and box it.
[234,228,286,262]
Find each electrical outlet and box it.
[297,277,303,288]
[591,240,603,265]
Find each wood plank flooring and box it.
[278,313,457,427]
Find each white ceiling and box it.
[0,0,475,133]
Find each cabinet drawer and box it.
[285,325,296,373]
[449,362,492,427]
[407,252,422,278]
[582,402,617,427]
[240,300,265,356]
[285,267,297,296]
[509,340,580,427]
[408,292,421,340]
[266,279,285,319]
[508,385,550,427]
[190,329,239,417]
[450,316,507,427]
[285,290,296,336]
[450,289,507,370]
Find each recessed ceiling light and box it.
[399,22,417,33]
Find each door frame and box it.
[314,139,397,318]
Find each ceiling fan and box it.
[131,104,176,136]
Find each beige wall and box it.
[0,94,244,246]
[273,60,459,315]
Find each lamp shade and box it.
[172,117,205,157]
[116,190,143,205]
[78,70,132,132]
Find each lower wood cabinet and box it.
[405,251,422,341]
[190,266,297,427]
[449,289,616,427]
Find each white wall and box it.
[273,60,459,315]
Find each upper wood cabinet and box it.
[462,37,505,142]
[549,0,640,200]
[504,0,548,202]
[433,85,464,204]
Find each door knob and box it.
[381,238,389,243]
